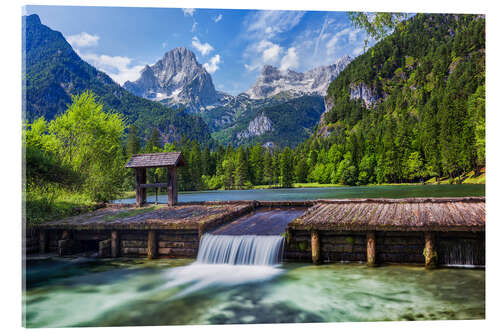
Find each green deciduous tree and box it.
[48,91,127,201]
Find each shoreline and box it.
[115,181,486,200]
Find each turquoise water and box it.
[24,258,485,327]
[113,184,485,204]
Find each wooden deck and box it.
[38,203,255,232]
[289,197,485,232]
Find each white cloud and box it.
[280,47,299,71]
[191,37,214,56]
[203,54,221,74]
[162,41,167,49]
[191,21,198,32]
[213,14,222,23]
[76,50,143,85]
[243,40,283,72]
[353,45,365,56]
[245,10,305,39]
[326,28,352,53]
[260,41,281,63]
[182,8,195,17]
[66,32,99,48]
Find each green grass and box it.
[462,173,486,184]
[25,183,98,226]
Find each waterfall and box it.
[196,234,285,266]
[439,239,485,268]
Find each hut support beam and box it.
[58,230,74,256]
[148,230,157,259]
[167,167,178,206]
[366,232,376,267]
[424,232,437,269]
[111,231,119,258]
[135,167,147,206]
[39,230,47,254]
[311,230,321,265]
[98,239,112,257]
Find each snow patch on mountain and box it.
[246,55,352,99]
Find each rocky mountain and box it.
[213,95,325,148]
[23,14,211,144]
[245,56,352,99]
[121,47,351,147]
[124,47,227,111]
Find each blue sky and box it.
[26,5,373,95]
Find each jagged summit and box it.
[246,55,352,99]
[123,47,220,110]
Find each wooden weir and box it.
[26,198,485,269]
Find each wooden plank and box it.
[139,183,169,189]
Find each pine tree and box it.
[145,128,162,152]
[189,140,202,190]
[126,125,141,156]
[280,147,294,188]
[234,147,248,189]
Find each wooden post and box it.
[39,230,47,254]
[424,232,437,269]
[58,230,72,256]
[111,231,119,258]
[135,167,147,206]
[167,166,178,206]
[148,230,157,259]
[98,239,112,257]
[311,230,320,265]
[366,232,376,267]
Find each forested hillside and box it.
[299,13,485,184]
[209,95,325,148]
[24,14,211,144]
[124,13,486,191]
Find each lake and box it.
[113,184,485,204]
[24,258,485,327]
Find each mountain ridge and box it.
[246,55,352,99]
[23,14,211,145]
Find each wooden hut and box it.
[126,152,185,206]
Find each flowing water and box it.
[113,184,485,204]
[24,258,485,327]
[197,234,285,265]
[25,185,485,327]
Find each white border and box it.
[2,1,499,333]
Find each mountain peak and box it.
[25,14,41,26]
[123,46,218,110]
[246,57,352,99]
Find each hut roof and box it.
[126,152,185,168]
[289,197,485,232]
